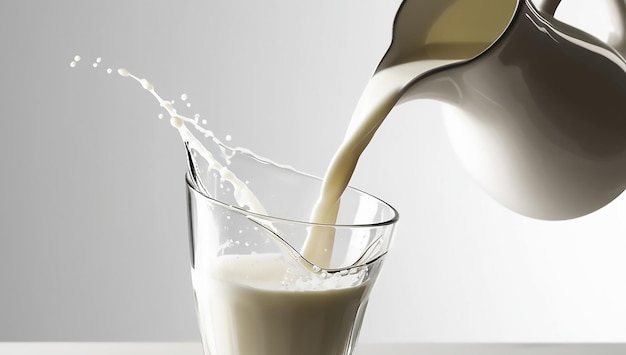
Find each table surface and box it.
[1,343,625,355]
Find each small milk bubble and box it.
[117,68,130,77]
[170,116,183,128]
[202,119,207,125]
[157,113,164,119]
[96,57,102,63]
[106,68,112,74]
[162,101,173,111]
[225,134,232,141]
[70,61,77,68]
[140,78,153,91]
[74,55,81,62]
[180,93,188,101]
[92,63,98,68]
[186,103,191,108]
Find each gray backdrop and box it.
[2,0,626,342]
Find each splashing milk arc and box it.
[116,67,268,215]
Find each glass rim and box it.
[186,173,399,229]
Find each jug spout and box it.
[374,0,520,106]
[376,0,519,73]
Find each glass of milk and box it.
[186,149,398,355]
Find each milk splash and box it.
[69,55,368,276]
[96,63,274,215]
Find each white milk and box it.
[192,254,373,355]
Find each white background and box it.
[1,0,626,342]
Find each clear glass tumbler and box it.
[185,151,398,355]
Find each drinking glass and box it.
[185,150,398,355]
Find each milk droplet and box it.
[170,116,183,128]
[74,55,81,62]
[140,79,153,91]
[225,135,232,141]
[194,113,200,120]
[162,101,173,111]
[157,113,164,120]
[201,119,207,125]
[96,57,102,63]
[186,103,191,108]
[117,68,130,77]
[70,61,77,68]
[180,93,188,101]
[106,68,112,74]
[92,63,98,68]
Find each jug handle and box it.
[535,0,561,15]
[534,0,626,54]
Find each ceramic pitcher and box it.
[377,0,626,219]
